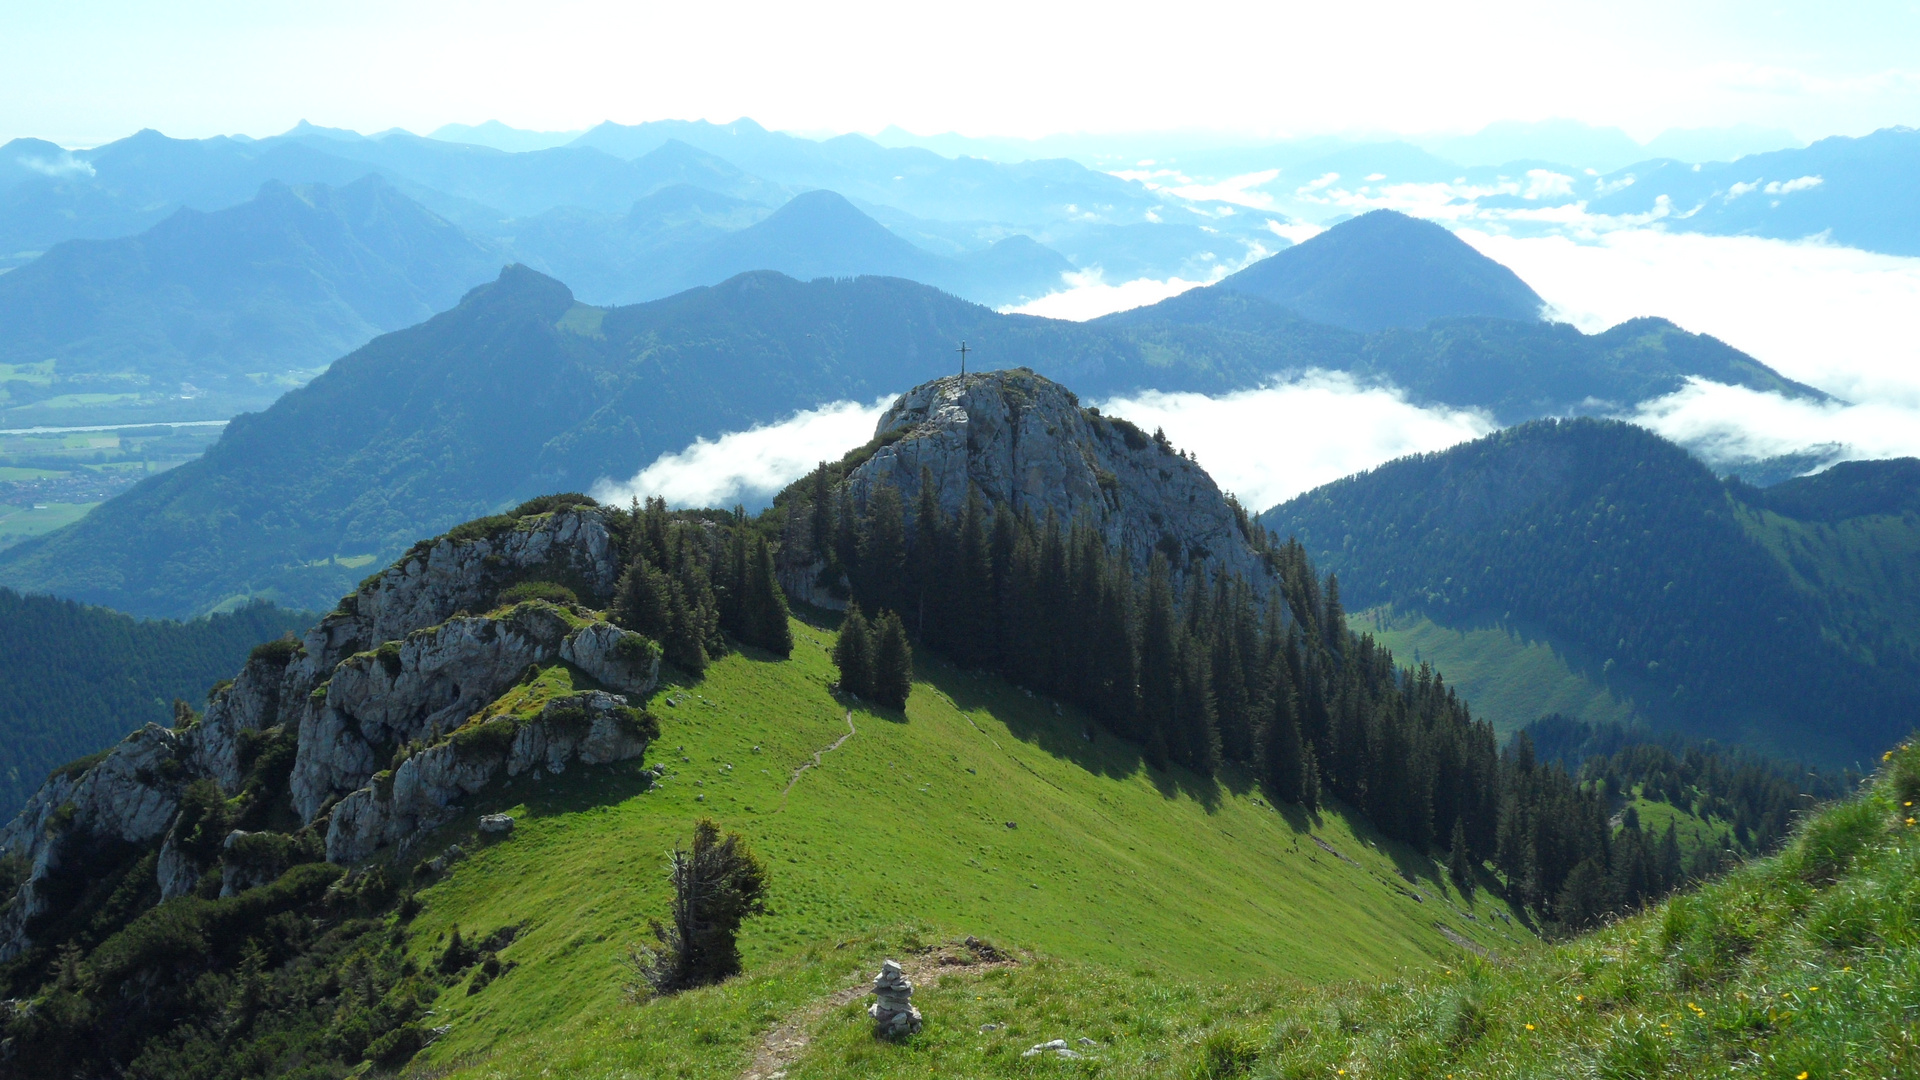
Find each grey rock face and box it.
[326,691,650,863]
[0,724,187,960]
[560,620,662,695]
[842,370,1265,584]
[290,605,646,821]
[0,507,654,962]
[478,814,515,834]
[869,959,923,1036]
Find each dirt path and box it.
[740,940,1017,1080]
[783,710,856,796]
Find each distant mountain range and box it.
[0,175,500,426]
[1261,421,1920,765]
[0,212,1819,617]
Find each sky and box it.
[5,1,1920,146]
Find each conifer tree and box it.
[909,470,943,639]
[1448,816,1475,896]
[1261,676,1308,805]
[856,484,907,616]
[809,463,834,561]
[743,535,793,656]
[613,554,673,643]
[1138,554,1180,769]
[870,610,914,709]
[833,603,875,698]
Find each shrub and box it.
[50,750,109,783]
[497,580,578,606]
[374,641,404,677]
[511,493,598,517]
[248,634,305,666]
[451,718,517,758]
[614,706,661,744]
[629,819,768,995]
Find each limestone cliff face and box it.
[0,507,655,961]
[788,369,1267,599]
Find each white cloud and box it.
[1098,372,1498,512]
[1627,378,1920,471]
[591,397,891,510]
[16,152,94,178]
[1002,269,1212,321]
[1460,228,1920,408]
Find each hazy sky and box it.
[5,0,1918,146]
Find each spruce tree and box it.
[1448,816,1475,896]
[909,469,944,640]
[613,554,673,642]
[743,535,793,656]
[856,483,907,616]
[870,610,914,709]
[833,603,875,699]
[1138,554,1180,769]
[1262,678,1307,805]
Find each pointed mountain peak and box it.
[457,264,575,317]
[1217,208,1546,332]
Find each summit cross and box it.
[957,341,970,376]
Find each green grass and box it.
[393,618,1531,1077]
[421,733,1920,1079]
[1360,605,1641,737]
[0,361,55,386]
[0,502,96,549]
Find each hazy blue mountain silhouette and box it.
[1589,126,1920,256]
[1,259,1815,616]
[0,175,500,425]
[1215,209,1547,331]
[0,130,370,265]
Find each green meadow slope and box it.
[433,714,1919,1080]
[396,617,1527,1077]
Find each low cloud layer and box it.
[592,398,891,510]
[1464,228,1920,407]
[1629,379,1920,472]
[1003,269,1210,321]
[1099,373,1497,512]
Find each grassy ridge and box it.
[397,618,1529,1077]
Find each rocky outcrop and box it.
[326,691,653,863]
[836,369,1265,585]
[0,506,657,962]
[0,724,187,960]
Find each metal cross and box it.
[957,341,970,375]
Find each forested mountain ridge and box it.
[1,251,1821,617]
[0,590,308,817]
[1261,420,1920,763]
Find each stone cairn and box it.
[868,959,922,1036]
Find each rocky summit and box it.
[0,504,660,962]
[783,368,1268,605]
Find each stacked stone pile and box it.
[868,959,922,1036]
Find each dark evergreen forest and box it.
[0,590,309,816]
[1263,418,1920,764]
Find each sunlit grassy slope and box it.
[1359,605,1641,737]
[422,715,1920,1080]
[397,617,1528,1077]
